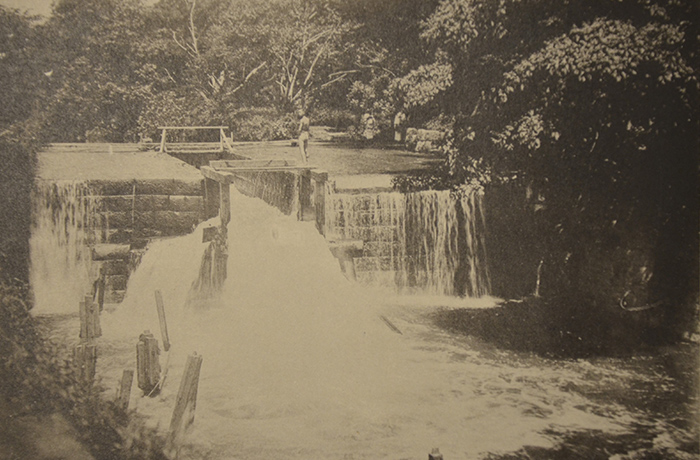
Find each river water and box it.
[35,189,698,459]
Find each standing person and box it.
[362,113,376,141]
[394,111,406,142]
[298,111,310,163]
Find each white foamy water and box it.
[97,189,636,459]
[30,181,99,314]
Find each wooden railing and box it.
[157,126,230,154]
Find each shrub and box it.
[229,108,297,141]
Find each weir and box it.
[199,160,491,297]
[326,188,491,296]
[31,144,205,313]
[30,144,687,460]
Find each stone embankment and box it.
[36,143,205,303]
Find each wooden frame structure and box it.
[198,159,329,289]
[201,159,329,236]
[158,126,237,168]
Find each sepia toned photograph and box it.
[0,0,697,459]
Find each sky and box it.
[1,0,53,17]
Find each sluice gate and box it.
[198,159,329,291]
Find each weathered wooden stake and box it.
[154,290,171,352]
[94,268,106,312]
[73,342,97,384]
[136,330,161,395]
[219,182,231,226]
[116,369,134,411]
[79,295,102,340]
[168,353,203,446]
[429,448,444,460]
[313,172,328,235]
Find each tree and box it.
[43,0,151,141]
[422,0,699,342]
[0,7,46,283]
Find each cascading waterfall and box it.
[460,187,492,297]
[30,181,102,314]
[97,187,647,459]
[326,186,490,297]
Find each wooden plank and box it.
[154,290,171,352]
[220,182,231,226]
[168,353,203,446]
[165,149,224,154]
[201,166,235,184]
[116,369,134,411]
[92,243,131,260]
[210,159,298,169]
[157,126,227,130]
[216,165,313,172]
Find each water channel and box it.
[33,183,698,459]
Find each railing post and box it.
[159,128,167,153]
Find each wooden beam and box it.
[220,182,231,226]
[157,126,228,130]
[154,290,171,352]
[201,166,236,184]
[92,244,131,261]
[116,369,134,411]
[210,159,299,169]
[168,353,203,446]
[216,165,313,173]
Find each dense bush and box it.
[0,283,168,459]
[229,108,297,141]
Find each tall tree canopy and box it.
[421,0,699,340]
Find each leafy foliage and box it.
[421,0,699,339]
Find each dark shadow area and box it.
[431,297,695,358]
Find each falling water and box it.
[90,188,689,460]
[327,187,490,296]
[30,181,102,314]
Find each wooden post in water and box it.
[73,342,97,384]
[116,369,134,411]
[219,182,231,226]
[168,353,203,447]
[94,268,106,312]
[136,330,161,395]
[312,171,328,235]
[204,178,220,219]
[79,295,101,340]
[298,171,313,221]
[429,448,444,460]
[154,290,171,352]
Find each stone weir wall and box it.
[86,180,204,302]
[87,179,203,244]
[33,144,205,306]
